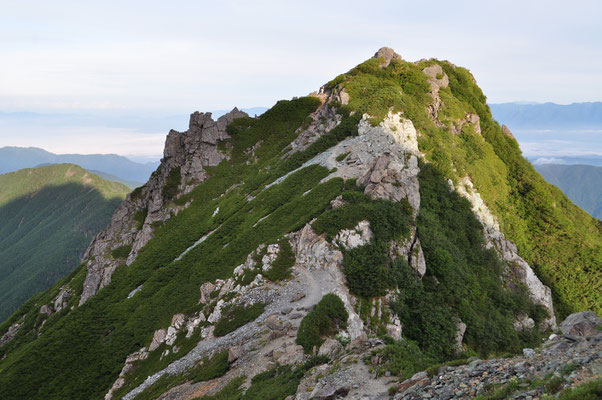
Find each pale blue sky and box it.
[1,0,601,157]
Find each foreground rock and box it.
[395,312,602,399]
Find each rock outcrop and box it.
[559,311,602,337]
[456,176,557,330]
[79,108,248,305]
[0,321,22,347]
[393,312,602,399]
[422,63,449,126]
[374,47,402,67]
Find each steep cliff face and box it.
[1,48,600,400]
[79,108,248,304]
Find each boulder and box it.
[39,304,53,317]
[559,311,602,337]
[373,47,402,67]
[266,314,289,331]
[53,287,72,312]
[334,220,372,249]
[228,346,242,362]
[386,316,402,341]
[318,338,343,358]
[149,328,167,352]
[199,282,216,304]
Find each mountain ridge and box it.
[0,48,599,400]
[489,101,602,129]
[0,146,159,183]
[0,163,130,321]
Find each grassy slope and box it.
[0,98,345,399]
[328,56,601,317]
[0,164,130,321]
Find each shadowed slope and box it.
[0,164,129,320]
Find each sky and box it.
[1,0,601,158]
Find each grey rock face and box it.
[53,287,72,312]
[286,92,342,155]
[373,47,402,67]
[318,338,343,358]
[0,322,22,347]
[559,311,602,337]
[79,108,248,305]
[422,64,449,127]
[455,320,467,352]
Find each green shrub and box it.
[188,350,230,383]
[111,244,132,259]
[312,186,411,298]
[390,163,544,360]
[243,356,328,400]
[557,378,602,400]
[296,293,348,353]
[130,185,144,200]
[377,339,436,379]
[134,208,148,230]
[214,303,265,337]
[335,152,349,162]
[263,238,295,282]
[163,166,181,201]
[545,376,566,394]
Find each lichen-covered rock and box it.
[39,304,53,317]
[455,320,467,352]
[390,234,426,278]
[318,338,343,358]
[0,322,22,347]
[422,64,449,126]
[514,313,536,331]
[261,243,280,272]
[502,124,516,139]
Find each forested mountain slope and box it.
[0,164,130,320]
[0,48,599,400]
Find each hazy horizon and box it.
[2,0,601,158]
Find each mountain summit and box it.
[0,49,600,400]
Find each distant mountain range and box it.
[0,146,158,183]
[490,101,602,129]
[0,164,130,321]
[534,164,602,220]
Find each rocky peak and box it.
[78,108,248,305]
[373,46,402,67]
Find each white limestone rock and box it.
[335,220,372,250]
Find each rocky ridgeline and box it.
[78,108,248,305]
[394,312,602,400]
